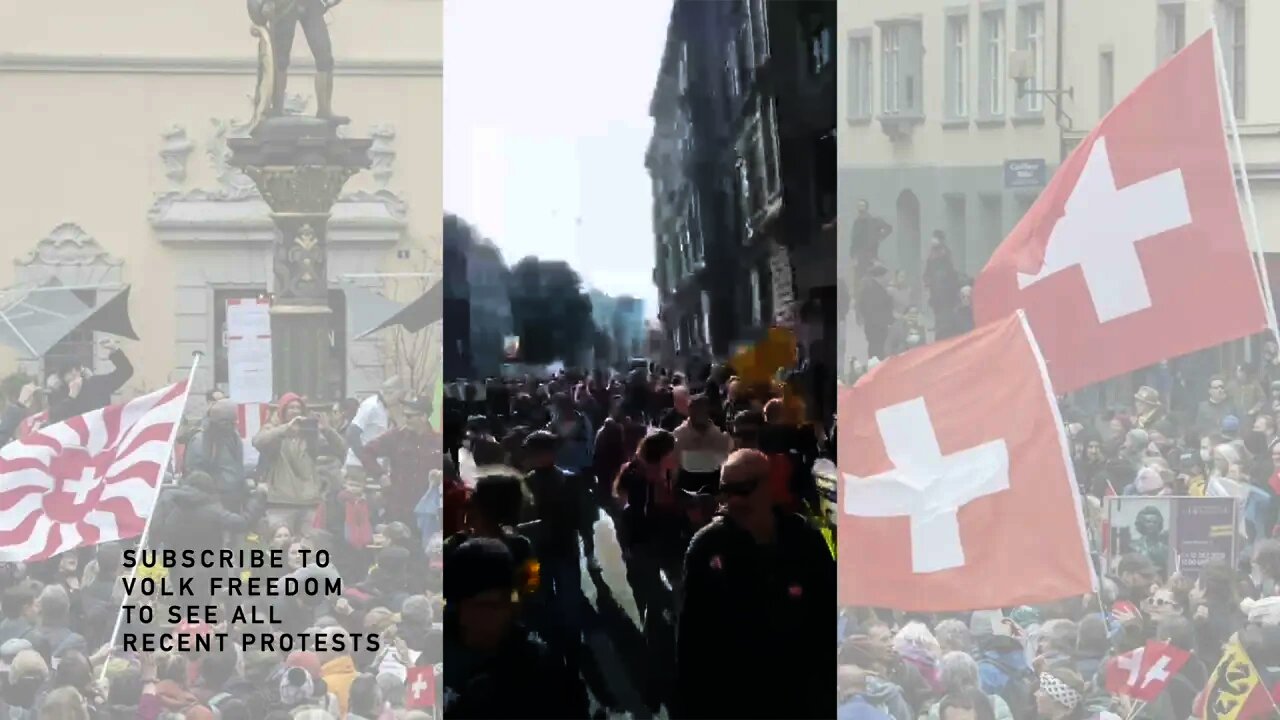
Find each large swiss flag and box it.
[838,313,1094,611]
[973,31,1268,394]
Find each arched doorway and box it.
[896,190,922,302]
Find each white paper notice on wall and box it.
[226,299,273,404]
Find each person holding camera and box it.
[254,393,347,535]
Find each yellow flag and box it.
[1203,634,1262,720]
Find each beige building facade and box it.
[0,0,442,400]
[839,0,1279,287]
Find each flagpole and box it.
[1211,17,1280,341]
[97,353,201,684]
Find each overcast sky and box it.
[443,0,673,317]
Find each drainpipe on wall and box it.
[1056,0,1066,162]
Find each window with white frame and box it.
[1158,2,1186,62]
[980,10,1005,117]
[946,14,969,118]
[882,25,901,114]
[1217,0,1246,119]
[847,33,873,121]
[1017,4,1045,113]
[879,21,923,116]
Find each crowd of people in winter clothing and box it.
[0,362,443,720]
[440,363,837,718]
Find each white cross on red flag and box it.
[974,31,1268,394]
[838,313,1094,611]
[405,666,437,710]
[0,380,190,562]
[1104,641,1192,702]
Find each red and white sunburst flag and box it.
[0,380,191,562]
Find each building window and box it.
[880,21,923,116]
[750,0,769,66]
[946,14,969,118]
[690,192,705,264]
[1016,4,1045,114]
[1158,2,1186,62]
[807,16,833,76]
[881,25,901,113]
[749,268,762,327]
[980,10,1006,117]
[1217,1,1246,119]
[847,34,873,121]
[1099,49,1115,115]
[726,37,742,116]
[761,99,781,200]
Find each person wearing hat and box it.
[358,394,437,527]
[183,398,251,513]
[443,537,589,719]
[1133,386,1167,431]
[255,392,347,535]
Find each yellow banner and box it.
[1203,635,1261,720]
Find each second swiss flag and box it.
[974,31,1268,394]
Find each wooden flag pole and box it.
[1211,16,1280,341]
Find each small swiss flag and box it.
[405,666,437,710]
[974,31,1268,394]
[1105,641,1191,702]
[838,313,1094,611]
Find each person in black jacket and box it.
[858,265,895,361]
[443,537,589,719]
[673,449,835,719]
[47,340,133,425]
[153,470,262,604]
[521,430,595,676]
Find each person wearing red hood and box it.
[255,393,347,534]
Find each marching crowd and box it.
[440,364,836,718]
[839,340,1280,720]
[0,350,443,720]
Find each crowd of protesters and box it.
[440,363,837,718]
[839,324,1280,718]
[0,354,443,720]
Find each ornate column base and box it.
[271,305,332,402]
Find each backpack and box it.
[980,657,1035,720]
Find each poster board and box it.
[1105,496,1236,579]
[226,298,272,404]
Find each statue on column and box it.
[248,0,349,130]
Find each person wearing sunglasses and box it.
[672,450,835,719]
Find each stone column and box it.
[229,117,371,402]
